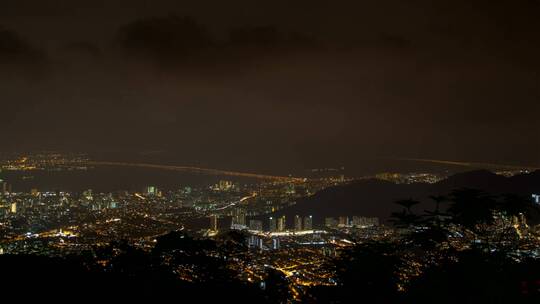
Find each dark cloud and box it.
[227,26,318,49]
[0,1,539,170]
[116,15,213,65]
[0,26,46,65]
[0,26,48,127]
[115,15,320,70]
[61,41,102,58]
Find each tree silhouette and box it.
[406,223,449,250]
[424,195,449,225]
[447,189,496,234]
[263,268,291,303]
[497,194,540,223]
[315,241,402,302]
[429,195,447,213]
[216,229,249,255]
[390,199,422,228]
[404,248,540,303]
[396,199,420,214]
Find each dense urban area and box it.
[1,153,540,302]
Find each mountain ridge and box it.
[270,170,540,226]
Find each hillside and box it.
[272,170,540,226]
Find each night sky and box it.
[1,0,539,172]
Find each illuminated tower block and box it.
[269,217,277,232]
[294,215,302,231]
[303,215,313,230]
[277,216,286,232]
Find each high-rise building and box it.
[1,180,6,195]
[248,235,258,248]
[325,217,338,228]
[248,235,264,249]
[83,189,93,201]
[294,215,302,231]
[269,217,277,232]
[352,216,379,227]
[285,184,295,195]
[10,202,16,214]
[218,180,233,191]
[272,238,280,250]
[210,215,218,231]
[277,216,286,232]
[231,208,246,228]
[533,194,540,205]
[338,216,349,227]
[352,216,361,227]
[146,186,157,196]
[303,215,313,230]
[0,180,12,195]
[322,247,336,257]
[249,219,263,231]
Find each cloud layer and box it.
[0,1,539,171]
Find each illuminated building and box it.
[325,217,338,228]
[210,215,218,231]
[532,194,540,205]
[352,216,379,227]
[294,215,302,231]
[285,184,295,195]
[338,216,349,227]
[248,235,264,249]
[146,186,157,196]
[322,247,336,257]
[83,189,93,201]
[303,215,313,230]
[272,237,280,250]
[249,219,263,231]
[269,217,277,232]
[231,208,247,229]
[0,180,11,195]
[277,215,286,232]
[10,202,16,214]
[218,180,234,191]
[248,235,257,247]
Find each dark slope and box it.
[274,180,429,227]
[431,170,508,194]
[273,170,540,226]
[0,254,267,302]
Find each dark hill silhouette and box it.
[272,180,428,227]
[0,253,268,302]
[432,170,507,193]
[507,170,540,193]
[271,170,540,226]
